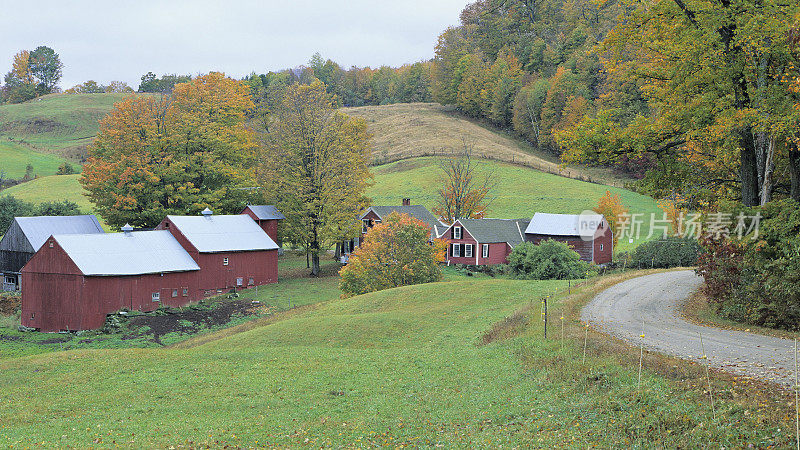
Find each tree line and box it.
[1,46,63,104]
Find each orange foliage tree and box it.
[81,73,257,227]
[593,190,628,248]
[339,212,447,298]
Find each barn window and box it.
[30,312,35,320]
[482,244,489,258]
[172,289,178,298]
[451,243,460,257]
[236,277,243,286]
[152,292,160,302]
[182,288,188,297]
[223,257,229,266]
[464,244,473,258]
[362,219,370,233]
[248,277,254,286]
[600,244,604,251]
[453,226,462,239]
[49,241,54,248]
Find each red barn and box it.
[21,229,200,332]
[240,205,284,244]
[157,209,279,295]
[524,213,613,264]
[443,218,529,265]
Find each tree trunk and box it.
[759,136,775,206]
[311,252,320,277]
[334,242,341,260]
[789,145,800,202]
[740,129,760,207]
[306,251,310,269]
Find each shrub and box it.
[56,162,75,175]
[339,212,447,297]
[0,196,34,231]
[631,236,703,268]
[507,240,596,280]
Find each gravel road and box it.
[581,270,799,387]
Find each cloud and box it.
[0,0,469,89]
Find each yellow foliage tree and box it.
[593,190,628,248]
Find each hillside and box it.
[0,275,787,447]
[0,174,91,211]
[0,93,133,161]
[0,141,72,179]
[343,102,626,187]
[368,157,660,252]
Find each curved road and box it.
[582,270,798,387]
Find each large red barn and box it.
[156,209,279,295]
[524,213,613,264]
[240,205,284,244]
[21,229,200,332]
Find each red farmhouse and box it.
[157,209,279,296]
[21,228,200,332]
[524,213,612,264]
[443,218,529,265]
[241,204,284,243]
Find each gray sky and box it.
[0,0,469,90]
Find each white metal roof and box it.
[53,230,200,276]
[166,214,279,253]
[244,205,285,220]
[15,215,104,251]
[524,212,605,236]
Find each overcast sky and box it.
[0,0,470,90]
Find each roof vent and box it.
[202,207,213,218]
[121,223,133,234]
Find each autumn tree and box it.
[81,73,257,228]
[339,212,447,297]
[592,190,628,248]
[258,81,372,276]
[28,46,63,95]
[433,142,496,224]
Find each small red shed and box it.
[21,229,200,332]
[523,213,613,264]
[240,205,284,244]
[157,209,279,296]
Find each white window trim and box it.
[482,244,489,258]
[362,219,370,233]
[464,244,473,258]
[452,243,460,257]
[223,257,229,266]
[599,244,604,251]
[453,226,462,239]
[152,292,160,302]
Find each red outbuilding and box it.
[524,213,613,264]
[240,205,284,244]
[443,218,530,265]
[157,209,279,296]
[21,228,201,332]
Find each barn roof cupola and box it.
[121,223,133,234]
[202,207,213,218]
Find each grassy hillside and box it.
[343,102,625,187]
[0,93,132,160]
[0,275,789,447]
[368,157,660,251]
[0,141,72,178]
[0,174,91,211]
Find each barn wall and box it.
[593,224,613,264]
[476,242,512,265]
[0,221,36,274]
[525,234,594,262]
[241,209,280,243]
[196,250,278,294]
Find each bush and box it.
[507,240,596,280]
[631,236,703,268]
[56,162,75,175]
[339,212,447,297]
[0,196,34,231]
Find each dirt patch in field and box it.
[0,118,73,135]
[127,298,266,345]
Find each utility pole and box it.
[542,296,548,339]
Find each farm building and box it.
[21,228,200,332]
[157,209,279,295]
[443,218,530,265]
[241,205,284,243]
[524,213,612,264]
[1,215,104,291]
[341,199,447,262]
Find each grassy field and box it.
[0,93,133,160]
[0,271,792,447]
[0,141,73,179]
[344,102,625,187]
[0,174,92,212]
[368,157,661,252]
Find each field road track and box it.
[581,270,798,387]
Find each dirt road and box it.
[581,270,798,387]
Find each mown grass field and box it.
[0,271,792,447]
[368,157,661,252]
[0,141,72,179]
[0,174,92,212]
[344,102,625,186]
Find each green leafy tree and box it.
[507,240,596,279]
[258,81,372,276]
[28,46,63,95]
[339,212,447,297]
